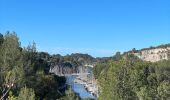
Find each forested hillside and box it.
[0,32,84,100]
[126,45,170,62]
[93,54,170,100]
[0,32,170,100]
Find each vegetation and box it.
[94,54,170,100]
[49,53,96,75]
[59,88,81,100]
[1,31,170,100]
[127,43,170,53]
[0,32,81,100]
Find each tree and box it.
[113,51,121,61]
[17,86,35,100]
[22,42,37,76]
[7,91,17,100]
[0,33,3,46]
[60,88,80,100]
[0,32,68,99]
[157,81,170,100]
[98,60,138,100]
[132,48,137,53]
[0,32,24,99]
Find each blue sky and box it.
[0,0,170,57]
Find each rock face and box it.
[49,53,95,76]
[50,62,78,76]
[133,47,170,62]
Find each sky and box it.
[0,0,170,57]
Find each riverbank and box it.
[74,75,98,98]
[66,75,97,99]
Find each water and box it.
[66,75,96,99]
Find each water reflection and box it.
[66,75,96,99]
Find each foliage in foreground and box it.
[94,54,170,100]
[0,32,67,99]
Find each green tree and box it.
[98,60,138,100]
[17,86,35,100]
[0,33,3,46]
[157,81,170,100]
[0,32,24,99]
[60,88,80,100]
[7,91,17,100]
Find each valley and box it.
[0,32,170,100]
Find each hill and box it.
[127,44,170,62]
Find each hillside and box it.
[94,44,170,100]
[49,53,96,75]
[129,44,170,62]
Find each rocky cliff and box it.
[49,53,95,75]
[131,45,170,62]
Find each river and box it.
[66,75,97,99]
